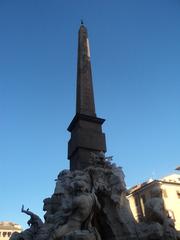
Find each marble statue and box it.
[10,156,180,240]
[10,206,44,240]
[144,187,166,224]
[50,179,101,240]
[147,187,179,240]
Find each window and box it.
[3,232,7,237]
[141,194,146,205]
[177,190,180,199]
[135,196,139,206]
[8,232,12,237]
[162,189,168,198]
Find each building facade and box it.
[0,222,22,240]
[127,174,180,230]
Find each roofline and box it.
[127,179,180,196]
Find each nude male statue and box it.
[50,180,99,240]
[21,205,43,232]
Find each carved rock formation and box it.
[10,154,180,240]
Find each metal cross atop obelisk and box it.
[67,23,106,170]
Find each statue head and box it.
[150,186,162,198]
[72,171,91,192]
[73,180,89,193]
[57,170,71,180]
[43,198,52,211]
[99,151,105,160]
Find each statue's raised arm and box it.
[21,204,43,227]
[21,205,35,216]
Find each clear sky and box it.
[0,0,180,229]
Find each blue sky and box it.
[0,0,180,229]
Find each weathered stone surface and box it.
[10,153,180,240]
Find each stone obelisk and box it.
[68,23,106,170]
